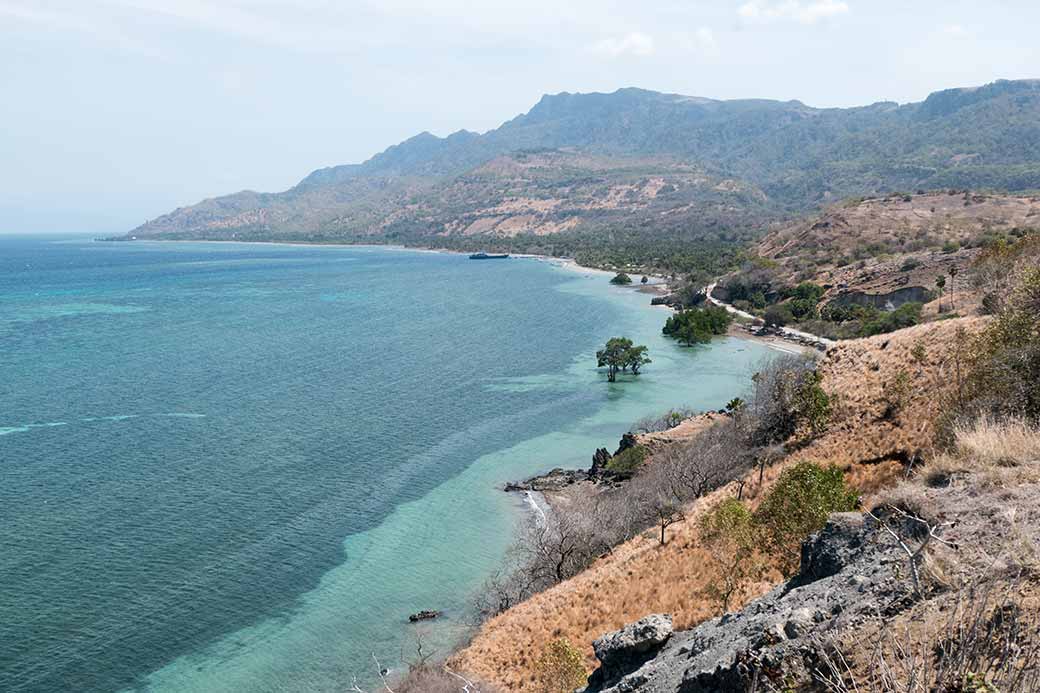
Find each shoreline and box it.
[112,237,678,302]
[79,236,775,688]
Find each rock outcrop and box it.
[586,615,674,691]
[582,512,914,692]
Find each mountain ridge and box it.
[126,79,1040,252]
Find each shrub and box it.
[535,639,587,693]
[607,445,648,477]
[754,462,859,574]
[395,666,500,693]
[764,303,795,327]
[700,498,760,613]
[662,305,733,345]
[967,266,1040,420]
[631,407,697,434]
[860,302,923,337]
[610,272,633,285]
[901,257,922,272]
[744,355,831,447]
[882,369,913,421]
[817,577,1040,693]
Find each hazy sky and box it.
[2,0,1037,234]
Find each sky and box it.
[2,0,1038,234]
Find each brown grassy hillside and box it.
[754,192,1040,317]
[451,317,985,690]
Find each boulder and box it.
[585,614,673,690]
[795,512,869,584]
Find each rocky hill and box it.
[125,80,1040,255]
[711,191,1040,338]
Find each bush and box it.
[860,302,923,336]
[535,639,587,693]
[744,355,831,447]
[631,407,698,434]
[395,666,500,693]
[968,266,1040,419]
[607,445,648,477]
[662,305,733,345]
[700,498,760,613]
[754,462,859,574]
[610,272,633,285]
[764,303,795,327]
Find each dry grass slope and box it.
[452,317,986,690]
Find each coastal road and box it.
[704,282,836,349]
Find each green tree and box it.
[700,498,760,614]
[754,463,859,575]
[662,306,733,346]
[610,272,633,285]
[596,337,650,382]
[795,370,831,436]
[624,344,652,374]
[936,274,947,312]
[764,303,794,327]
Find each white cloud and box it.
[591,32,656,58]
[941,23,969,37]
[674,27,719,57]
[738,0,849,24]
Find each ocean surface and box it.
[0,236,773,692]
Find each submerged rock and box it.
[408,610,441,622]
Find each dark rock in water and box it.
[614,433,639,456]
[586,614,673,691]
[591,448,612,476]
[408,610,441,622]
[505,468,589,493]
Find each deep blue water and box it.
[0,237,771,692]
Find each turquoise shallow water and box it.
[0,237,772,692]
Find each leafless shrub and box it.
[475,420,756,619]
[816,577,1040,693]
[740,354,821,448]
[631,406,699,434]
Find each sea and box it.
[0,236,773,692]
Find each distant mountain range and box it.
[126,79,1040,253]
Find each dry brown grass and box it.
[450,475,786,691]
[451,318,987,690]
[925,417,1040,488]
[788,318,985,469]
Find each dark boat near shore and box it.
[469,252,509,260]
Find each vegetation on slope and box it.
[127,82,1040,279]
[717,191,1040,339]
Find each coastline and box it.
[85,237,775,692]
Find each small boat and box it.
[469,252,509,260]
